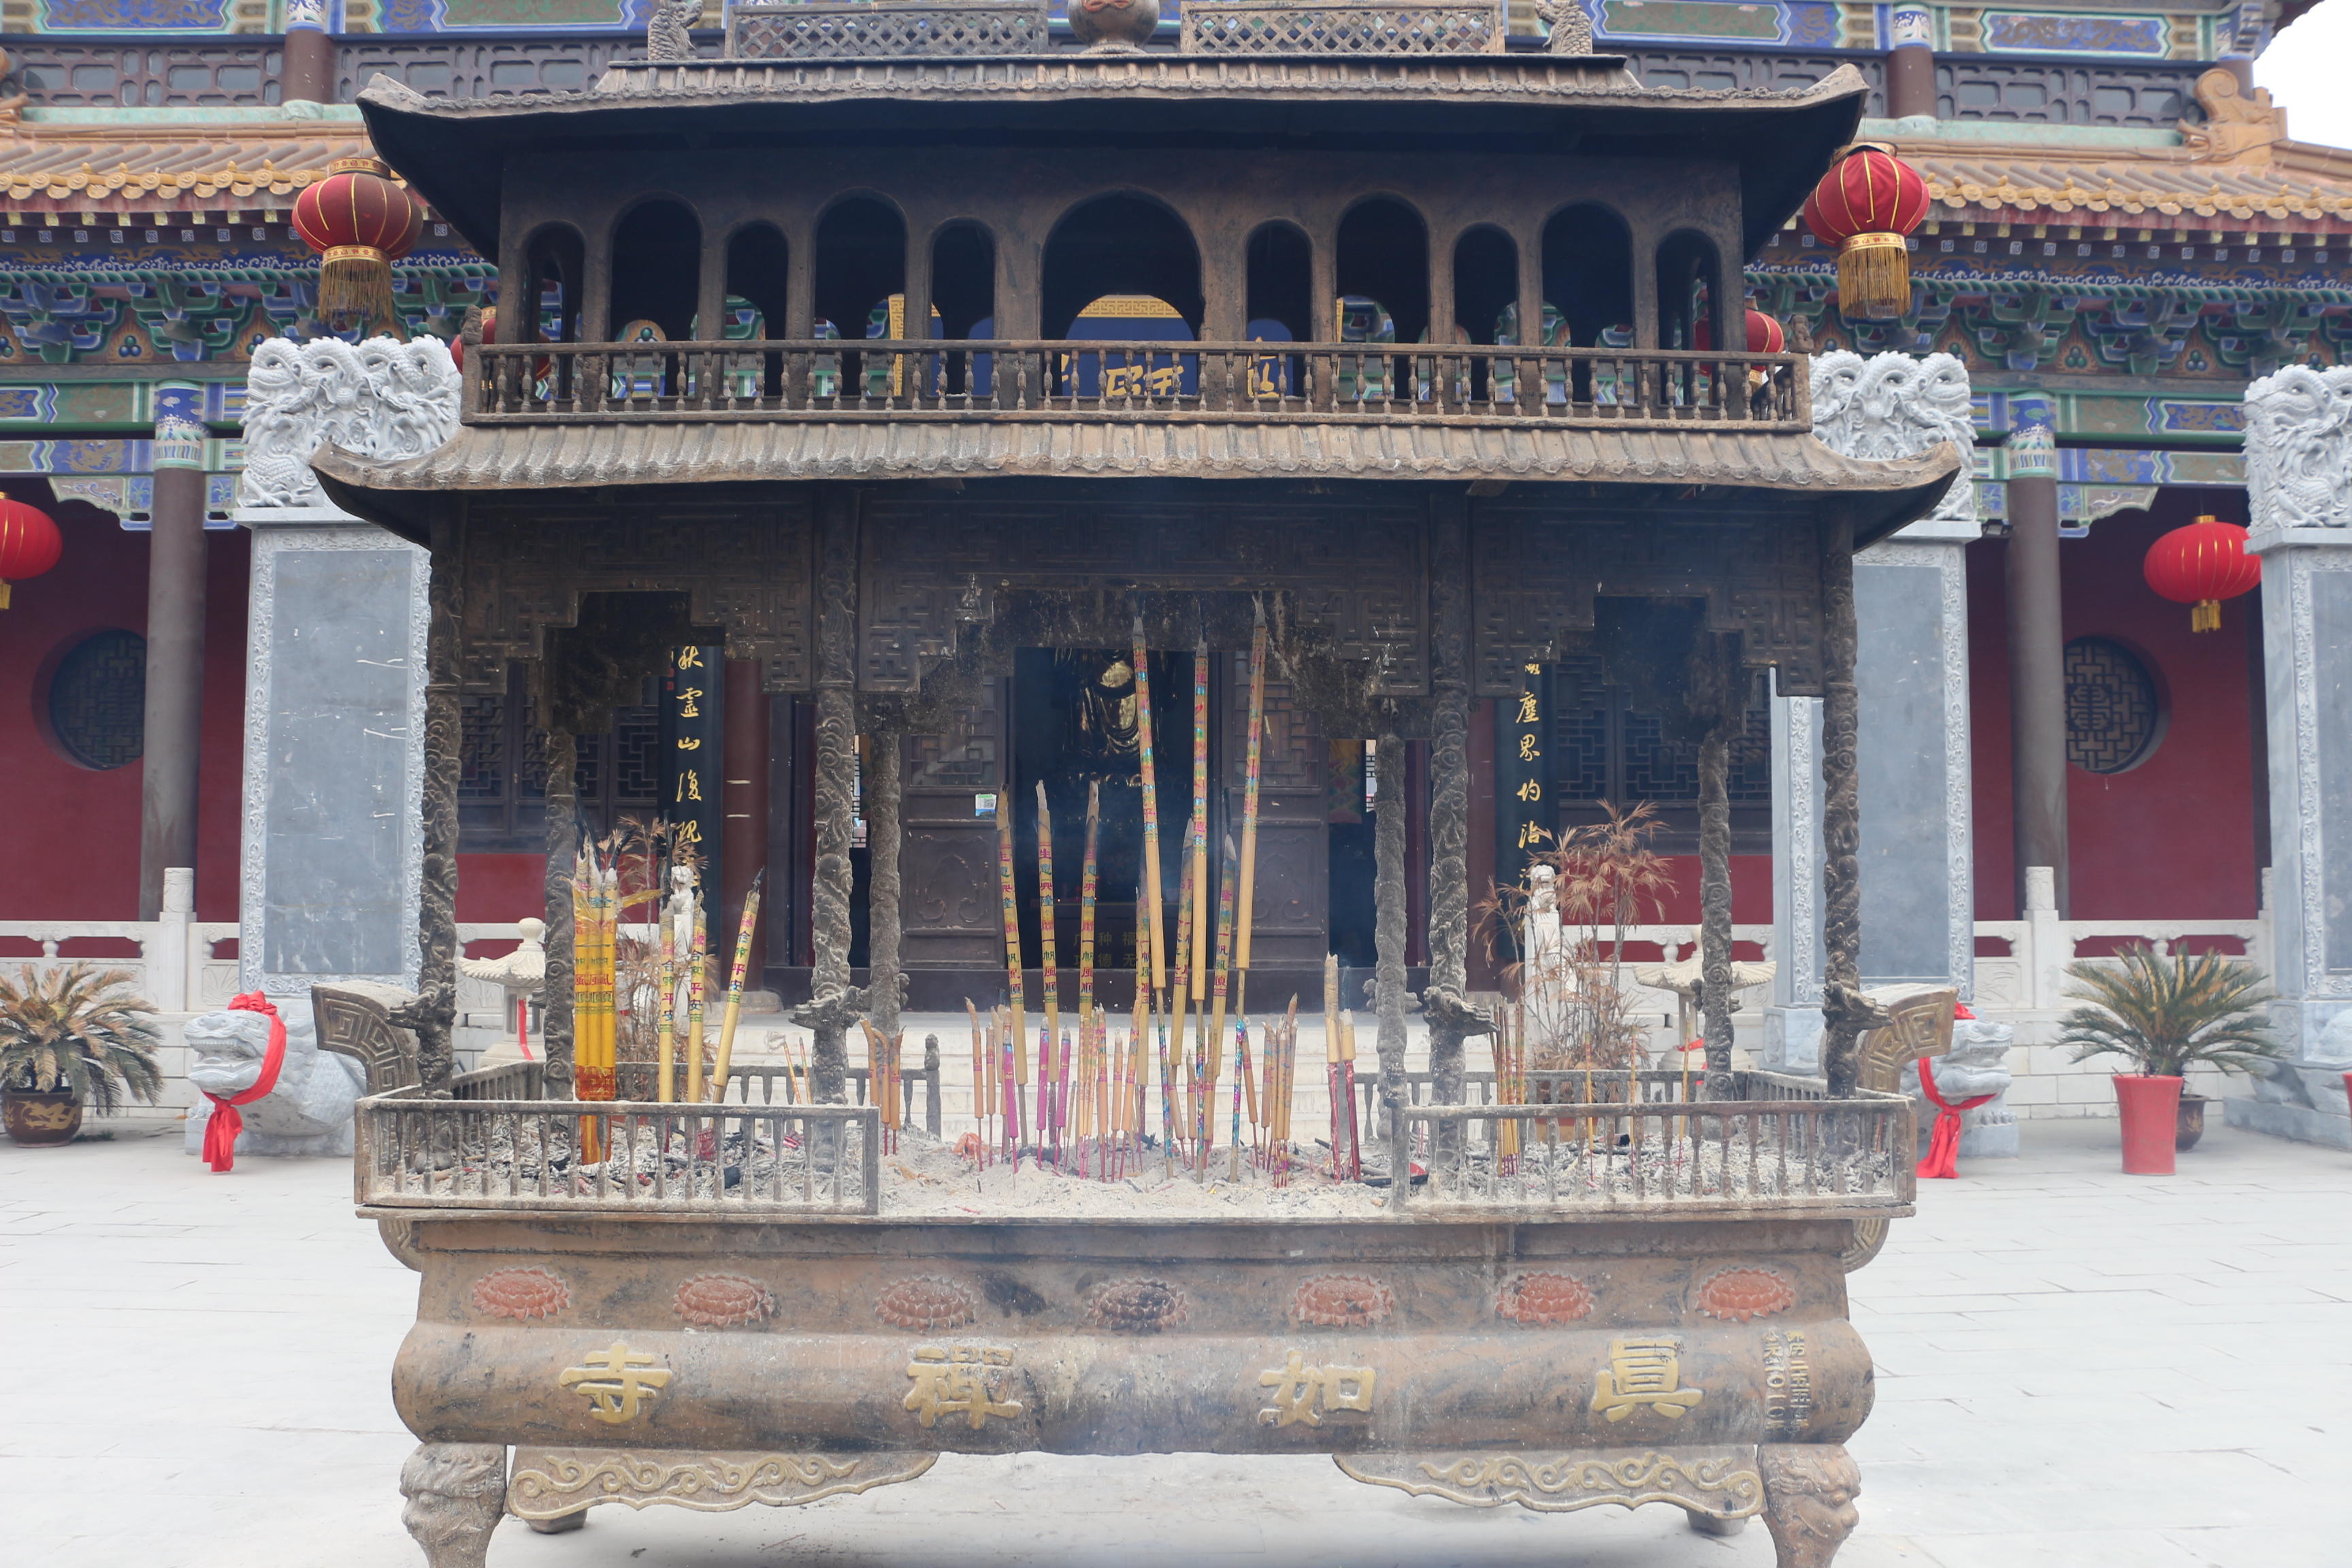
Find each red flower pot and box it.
[2113,1074,2183,1175]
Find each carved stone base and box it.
[399,1443,506,1568]
[506,1448,937,1520]
[1335,1446,1763,1520]
[1759,1443,1861,1568]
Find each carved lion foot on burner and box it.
[1759,1444,1861,1568]
[399,1443,506,1568]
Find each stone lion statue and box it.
[184,998,367,1163]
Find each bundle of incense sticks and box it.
[1235,603,1267,1124]
[1207,843,1237,1182]
[1492,996,1528,1174]
[963,1000,990,1168]
[1337,1007,1361,1181]
[1186,640,1211,1156]
[1132,619,1168,1017]
[570,842,619,1160]
[710,869,764,1100]
[862,1021,902,1154]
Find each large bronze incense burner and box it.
[363,1075,1906,1565]
[304,12,1964,1565]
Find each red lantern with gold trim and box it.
[1801,145,1931,322]
[0,497,61,610]
[1745,310,1786,353]
[2143,515,2261,633]
[293,155,423,332]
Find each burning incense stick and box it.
[1132,619,1168,1007]
[1206,838,1238,1175]
[1319,953,1339,1169]
[710,869,763,1100]
[995,791,1028,1111]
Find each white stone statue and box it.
[183,1002,367,1161]
[1810,350,1977,527]
[2244,363,2352,535]
[237,333,463,510]
[1899,1012,2019,1158]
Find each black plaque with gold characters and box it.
[659,645,724,865]
[1497,663,1548,892]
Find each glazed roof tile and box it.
[309,416,1961,547]
[0,121,381,208]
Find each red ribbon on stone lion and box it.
[201,992,288,1173]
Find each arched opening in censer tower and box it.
[813,195,909,343]
[1041,193,1204,340]
[606,197,700,344]
[1335,195,1430,346]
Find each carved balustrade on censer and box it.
[316,18,1965,1568]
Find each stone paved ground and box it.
[4,1115,2347,1567]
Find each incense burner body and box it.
[381,1207,1883,1564]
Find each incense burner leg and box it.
[1686,1507,1749,1536]
[399,1442,505,1568]
[1758,1444,1861,1568]
[526,1509,588,1534]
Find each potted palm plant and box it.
[0,964,163,1146]
[2057,944,2282,1175]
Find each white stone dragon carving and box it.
[237,334,462,510]
[1809,349,1976,527]
[2244,363,2352,534]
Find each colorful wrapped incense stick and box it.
[685,902,708,1104]
[1039,780,1058,1147]
[1318,954,1339,1168]
[1230,1021,1247,1181]
[1339,1007,1361,1180]
[1205,839,1237,1169]
[994,792,1028,1097]
[965,1000,985,1162]
[1132,619,1168,1005]
[1188,640,1210,1049]
[1077,781,1100,1031]
[655,899,679,1103]
[1171,810,1199,1147]
[1237,604,1267,1120]
[710,868,763,1100]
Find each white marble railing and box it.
[1970,866,2270,1013]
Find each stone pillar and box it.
[140,382,208,920]
[281,0,335,104]
[2005,421,2070,915]
[791,489,868,1100]
[2229,364,2352,1147]
[1884,4,1936,124]
[1767,352,1980,1074]
[231,336,461,1023]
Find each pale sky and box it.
[2257,0,2352,149]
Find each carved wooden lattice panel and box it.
[902,679,1004,968]
[1469,506,1826,698]
[730,1,1049,59]
[461,503,815,694]
[1223,649,1328,962]
[1181,1,1505,53]
[858,497,1427,698]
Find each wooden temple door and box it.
[898,679,1007,985]
[1223,649,1329,984]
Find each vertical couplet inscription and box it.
[660,645,725,862]
[1497,664,1546,889]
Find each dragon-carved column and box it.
[866,715,906,1045]
[794,489,868,1100]
[404,510,466,1095]
[1374,732,1410,1141]
[1421,497,1484,1134]
[1697,725,1736,1094]
[1818,513,1866,1098]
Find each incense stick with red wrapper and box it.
[1035,781,1061,1166]
[995,791,1026,1156]
[964,999,987,1169]
[709,869,764,1101]
[1078,781,1100,1168]
[1171,810,1200,1166]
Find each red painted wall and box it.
[0,493,248,922]
[457,853,546,923]
[1967,487,2261,921]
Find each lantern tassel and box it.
[2193,599,2221,634]
[1838,233,1911,321]
[318,244,400,334]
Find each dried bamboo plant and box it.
[1479,802,1677,1102]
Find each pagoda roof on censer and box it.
[353,58,1872,261]
[308,412,1963,549]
